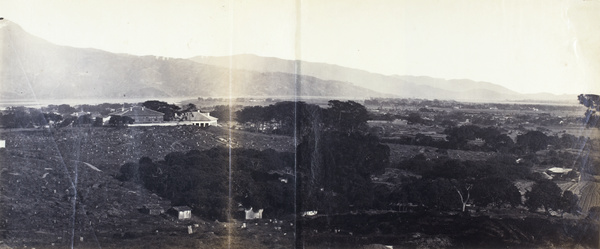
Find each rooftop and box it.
[109,107,164,116]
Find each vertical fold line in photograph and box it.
[293,0,303,247]
[227,1,235,248]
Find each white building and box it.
[177,111,218,127]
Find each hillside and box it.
[191,54,577,102]
[0,126,295,248]
[0,20,387,101]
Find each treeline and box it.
[217,100,369,136]
[0,106,96,128]
[382,124,582,154]
[364,97,580,112]
[383,154,580,215]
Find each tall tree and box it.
[297,131,389,213]
[525,180,562,214]
[142,100,180,121]
[324,100,369,133]
[517,131,550,152]
[578,94,600,128]
[472,177,521,208]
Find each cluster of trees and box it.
[0,106,94,128]
[296,131,389,213]
[233,100,369,135]
[387,155,580,215]
[0,107,56,128]
[47,103,129,116]
[141,100,183,121]
[444,125,515,151]
[525,180,579,216]
[118,148,295,220]
[383,124,578,156]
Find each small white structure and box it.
[244,207,263,220]
[301,211,318,217]
[546,167,573,178]
[170,206,192,220]
[0,140,5,148]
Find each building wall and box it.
[131,115,163,123]
[178,210,191,220]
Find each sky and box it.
[1,0,599,95]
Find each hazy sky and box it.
[2,0,599,95]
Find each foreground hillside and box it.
[0,126,295,249]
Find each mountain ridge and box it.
[1,20,577,103]
[0,20,391,101]
[190,54,577,102]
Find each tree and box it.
[235,106,266,131]
[142,100,180,121]
[297,131,389,213]
[578,94,600,128]
[453,181,472,212]
[181,103,198,112]
[324,100,369,133]
[472,177,521,208]
[118,162,140,182]
[525,180,562,214]
[444,125,481,149]
[74,114,92,126]
[57,104,76,115]
[108,115,134,127]
[406,112,423,125]
[210,105,233,123]
[517,131,549,152]
[402,178,461,210]
[558,190,580,216]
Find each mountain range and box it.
[0,19,576,103]
[191,54,576,102]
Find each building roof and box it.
[109,107,164,117]
[181,111,218,122]
[172,206,192,212]
[547,167,573,174]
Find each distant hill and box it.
[0,20,387,101]
[0,19,576,103]
[191,54,577,102]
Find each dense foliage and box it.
[142,100,181,121]
[296,131,389,213]
[118,148,295,220]
[234,100,369,135]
